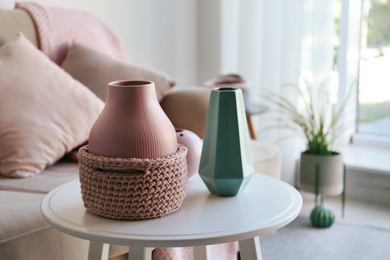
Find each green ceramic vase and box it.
[199,88,254,196]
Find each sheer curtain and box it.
[197,0,337,184]
[29,0,340,184]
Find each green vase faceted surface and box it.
[199,88,254,196]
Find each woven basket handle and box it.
[94,164,150,175]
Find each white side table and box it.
[41,173,302,260]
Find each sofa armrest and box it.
[160,86,211,138]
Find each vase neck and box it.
[105,81,157,109]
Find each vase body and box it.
[176,129,202,179]
[299,152,344,196]
[88,80,177,158]
[199,88,254,196]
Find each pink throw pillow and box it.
[0,34,104,178]
[61,42,175,102]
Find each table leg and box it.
[128,247,153,260]
[88,241,109,260]
[239,237,262,260]
[246,115,257,140]
[194,245,211,260]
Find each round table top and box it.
[41,173,302,248]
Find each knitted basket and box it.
[78,144,188,220]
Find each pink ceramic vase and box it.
[88,80,177,158]
[176,129,203,178]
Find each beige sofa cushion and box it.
[61,42,175,102]
[0,161,79,193]
[0,190,89,259]
[0,34,104,178]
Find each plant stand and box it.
[313,163,346,218]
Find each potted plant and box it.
[264,76,352,200]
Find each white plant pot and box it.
[299,152,344,196]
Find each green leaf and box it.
[262,74,354,155]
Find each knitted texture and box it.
[16,1,126,64]
[78,145,188,220]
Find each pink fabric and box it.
[153,243,239,260]
[15,1,126,64]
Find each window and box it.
[357,0,390,138]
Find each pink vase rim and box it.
[109,80,153,87]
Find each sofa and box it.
[0,2,281,259]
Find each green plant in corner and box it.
[264,75,355,223]
[263,76,353,155]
